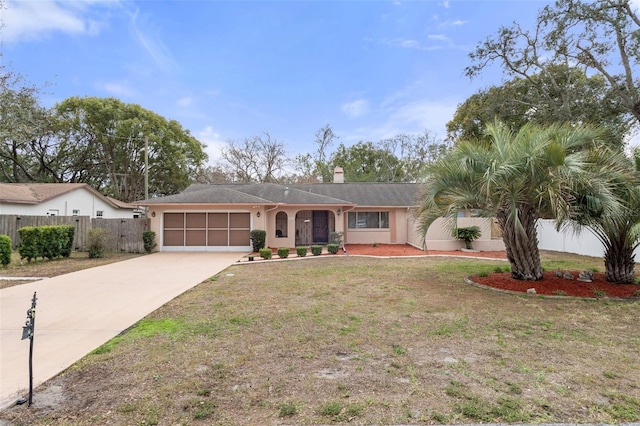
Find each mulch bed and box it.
[472,271,640,299]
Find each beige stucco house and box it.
[140,169,504,253]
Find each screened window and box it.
[347,212,389,229]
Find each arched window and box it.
[276,211,288,237]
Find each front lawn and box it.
[2,254,639,425]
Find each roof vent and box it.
[333,166,344,184]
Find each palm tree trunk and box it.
[497,205,543,281]
[603,234,636,284]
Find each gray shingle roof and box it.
[143,186,273,204]
[141,182,422,207]
[291,183,421,207]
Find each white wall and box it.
[407,216,505,251]
[537,219,640,259]
[0,188,136,219]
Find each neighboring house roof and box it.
[0,183,135,210]
[141,182,422,207]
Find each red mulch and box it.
[472,271,640,299]
[343,244,507,259]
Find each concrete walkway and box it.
[0,252,244,409]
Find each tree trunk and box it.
[603,234,636,284]
[497,205,543,281]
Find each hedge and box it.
[18,225,75,262]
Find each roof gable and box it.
[0,183,134,210]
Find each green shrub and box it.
[296,246,307,257]
[250,229,267,252]
[17,225,75,262]
[259,248,272,259]
[18,226,43,262]
[311,245,323,256]
[60,225,75,258]
[87,228,111,258]
[142,231,156,253]
[327,243,339,254]
[277,247,289,258]
[0,235,11,267]
[330,231,343,246]
[454,226,482,249]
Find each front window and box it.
[347,211,389,229]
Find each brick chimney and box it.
[333,166,344,183]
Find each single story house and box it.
[140,168,504,252]
[0,183,141,219]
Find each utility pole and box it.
[145,135,149,200]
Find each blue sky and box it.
[0,0,583,165]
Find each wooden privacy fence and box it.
[0,215,150,253]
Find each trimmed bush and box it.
[327,243,339,254]
[277,247,290,259]
[87,228,111,258]
[17,225,74,262]
[0,235,12,267]
[259,248,272,259]
[18,226,43,262]
[60,226,75,258]
[296,246,307,257]
[250,230,267,252]
[143,231,157,253]
[311,245,323,256]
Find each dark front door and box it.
[313,211,329,243]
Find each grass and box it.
[1,251,639,425]
[0,251,142,289]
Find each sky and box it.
[1,0,636,166]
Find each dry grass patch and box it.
[2,255,639,425]
[0,252,143,289]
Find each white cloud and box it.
[439,19,469,28]
[126,7,178,72]
[1,0,103,43]
[441,0,451,8]
[341,99,370,118]
[98,81,137,98]
[631,0,640,11]
[382,37,448,51]
[341,98,457,146]
[428,34,449,42]
[197,126,227,164]
[177,97,193,108]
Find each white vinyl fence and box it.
[537,219,640,259]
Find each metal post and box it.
[18,292,37,407]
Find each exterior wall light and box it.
[257,211,261,218]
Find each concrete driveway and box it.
[0,252,245,409]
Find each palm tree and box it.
[416,121,620,281]
[570,147,640,283]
